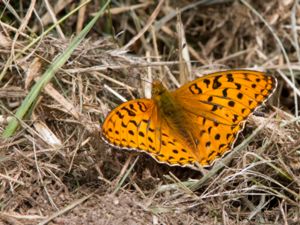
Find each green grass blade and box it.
[0,0,92,82]
[2,0,111,138]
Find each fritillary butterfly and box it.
[101,70,277,169]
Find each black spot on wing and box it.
[149,145,156,151]
[208,96,213,102]
[235,83,241,90]
[228,101,235,107]
[122,107,136,116]
[219,144,226,149]
[148,137,153,143]
[189,83,202,95]
[148,127,155,132]
[137,101,148,112]
[213,75,222,89]
[200,130,205,137]
[237,93,243,99]
[226,133,231,140]
[204,79,210,88]
[129,103,135,111]
[232,114,239,123]
[206,141,211,147]
[129,120,138,127]
[172,149,178,154]
[211,105,218,112]
[222,88,228,97]
[142,119,148,124]
[208,150,216,157]
[116,111,124,119]
[227,73,234,82]
[208,127,212,134]
[168,141,175,146]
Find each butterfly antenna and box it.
[139,77,152,85]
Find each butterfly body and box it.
[152,80,200,160]
[102,70,277,169]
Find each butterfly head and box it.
[152,80,167,98]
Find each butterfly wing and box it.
[102,99,201,167]
[102,99,158,153]
[172,70,277,166]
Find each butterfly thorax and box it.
[152,80,199,155]
[152,81,181,118]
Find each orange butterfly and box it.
[101,70,276,169]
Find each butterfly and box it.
[101,70,277,169]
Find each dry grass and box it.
[1,0,300,224]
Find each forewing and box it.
[172,70,277,166]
